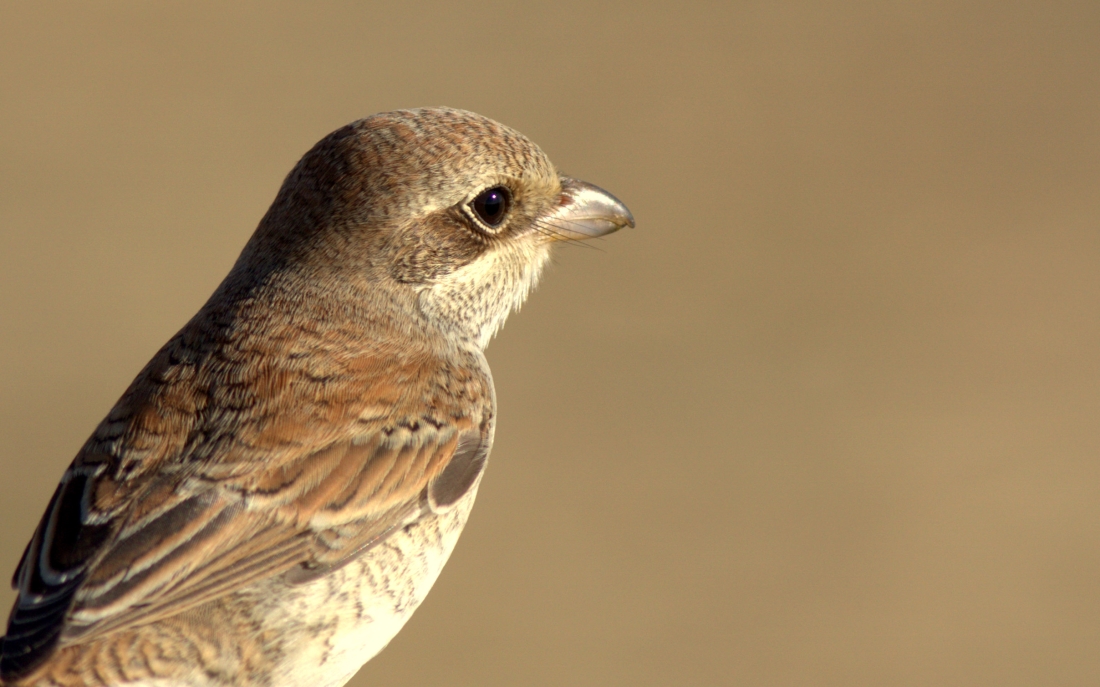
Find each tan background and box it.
[2,2,1099,685]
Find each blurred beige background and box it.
[2,2,1099,685]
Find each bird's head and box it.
[229,107,633,349]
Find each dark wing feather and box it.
[2,465,111,677]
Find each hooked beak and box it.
[544,177,635,241]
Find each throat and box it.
[416,243,550,349]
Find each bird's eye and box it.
[469,186,511,229]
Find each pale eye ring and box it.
[468,186,511,229]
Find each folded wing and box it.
[2,393,490,680]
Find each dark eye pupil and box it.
[472,187,509,227]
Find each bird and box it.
[0,107,633,687]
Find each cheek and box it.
[388,215,486,284]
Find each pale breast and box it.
[248,483,480,687]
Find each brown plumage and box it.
[0,108,632,687]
